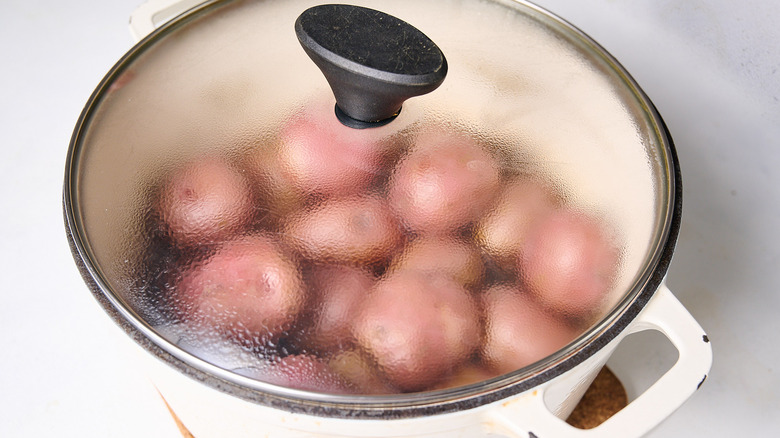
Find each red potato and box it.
[275,101,392,197]
[429,363,496,391]
[519,209,619,320]
[158,157,254,247]
[173,234,305,343]
[388,237,485,288]
[283,195,403,265]
[353,271,481,392]
[328,349,398,395]
[307,265,375,350]
[107,69,135,92]
[482,285,581,375]
[246,158,311,231]
[248,354,354,394]
[388,131,501,234]
[477,179,558,266]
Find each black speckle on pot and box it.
[529,432,539,438]
[697,375,707,390]
[703,334,710,343]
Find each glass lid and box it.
[65,0,675,401]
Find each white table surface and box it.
[1,0,778,436]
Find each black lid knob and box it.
[295,4,448,129]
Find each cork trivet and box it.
[161,366,627,436]
[566,366,628,429]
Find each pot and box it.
[63,0,712,436]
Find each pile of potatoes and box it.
[148,103,620,395]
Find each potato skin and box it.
[328,349,398,395]
[388,131,500,235]
[477,179,558,266]
[353,270,481,392]
[158,157,254,247]
[284,195,403,265]
[428,363,496,391]
[275,101,391,197]
[247,354,354,394]
[173,234,305,344]
[307,264,375,351]
[482,285,580,375]
[388,237,485,288]
[519,209,619,320]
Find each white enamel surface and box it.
[1,1,777,437]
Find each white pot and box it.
[64,1,712,436]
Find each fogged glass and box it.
[70,0,670,396]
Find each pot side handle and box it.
[129,0,207,41]
[488,284,713,438]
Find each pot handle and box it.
[488,284,712,438]
[129,0,206,41]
